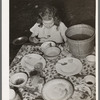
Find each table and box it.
[10,43,96,100]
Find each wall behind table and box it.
[62,0,95,28]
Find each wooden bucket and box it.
[65,24,95,58]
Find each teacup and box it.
[10,72,28,88]
[83,75,95,87]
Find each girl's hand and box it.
[29,36,40,43]
[39,38,47,43]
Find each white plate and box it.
[40,41,56,52]
[69,84,92,100]
[42,79,74,100]
[55,57,82,76]
[21,54,46,72]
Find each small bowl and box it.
[86,55,95,65]
[12,36,28,45]
[40,41,56,52]
[10,72,28,88]
[44,47,61,59]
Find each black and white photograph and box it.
[6,0,98,100]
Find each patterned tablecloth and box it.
[10,43,96,100]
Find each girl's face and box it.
[42,18,54,28]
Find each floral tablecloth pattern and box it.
[10,44,96,100]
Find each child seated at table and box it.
[29,5,67,43]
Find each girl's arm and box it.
[30,23,39,37]
[29,23,40,43]
[59,22,68,42]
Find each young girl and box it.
[29,5,67,43]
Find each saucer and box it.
[55,57,82,77]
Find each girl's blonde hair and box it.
[37,5,60,27]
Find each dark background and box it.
[10,0,95,63]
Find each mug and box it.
[83,75,95,87]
